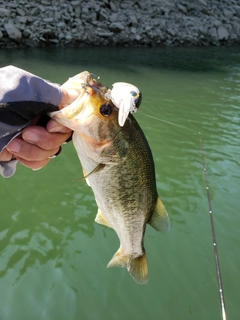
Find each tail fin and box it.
[127,254,148,284]
[107,247,148,284]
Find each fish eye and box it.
[100,103,112,116]
[131,91,138,97]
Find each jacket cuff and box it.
[0,159,18,178]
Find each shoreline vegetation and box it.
[0,0,240,48]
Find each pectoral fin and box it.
[82,168,90,186]
[77,164,105,183]
[95,209,112,228]
[148,196,170,232]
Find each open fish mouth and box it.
[58,71,141,127]
[83,73,111,100]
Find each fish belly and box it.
[74,132,155,252]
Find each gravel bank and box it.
[0,0,240,48]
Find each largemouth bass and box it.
[50,71,170,284]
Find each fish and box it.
[50,71,170,284]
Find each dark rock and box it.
[98,10,108,21]
[213,20,222,28]
[16,16,27,24]
[43,17,54,23]
[30,7,41,16]
[97,31,114,37]
[232,22,240,34]
[168,28,176,37]
[129,15,138,27]
[177,4,187,14]
[109,22,124,33]
[109,1,117,12]
[17,8,25,16]
[0,8,11,17]
[4,23,22,42]
[217,26,229,40]
[209,27,218,40]
[22,29,31,38]
[71,1,81,9]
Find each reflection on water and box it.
[0,47,239,320]
[0,145,96,285]
[0,187,96,284]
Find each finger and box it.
[0,148,14,162]
[15,156,50,170]
[21,126,72,150]
[6,138,60,161]
[46,119,72,133]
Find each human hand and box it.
[0,75,81,171]
[2,119,72,170]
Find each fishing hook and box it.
[84,73,111,100]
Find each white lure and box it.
[110,82,142,127]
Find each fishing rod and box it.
[139,112,227,319]
[199,132,227,320]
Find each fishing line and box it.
[138,112,227,319]
[199,133,227,320]
[139,111,193,131]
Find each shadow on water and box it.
[1,46,240,74]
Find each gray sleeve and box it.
[0,65,63,178]
[0,160,18,178]
[0,65,62,106]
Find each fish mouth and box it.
[58,72,111,120]
[84,73,111,100]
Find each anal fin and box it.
[95,209,112,228]
[148,196,170,232]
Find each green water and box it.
[0,47,239,320]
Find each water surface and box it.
[0,46,239,320]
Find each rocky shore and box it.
[0,0,240,48]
